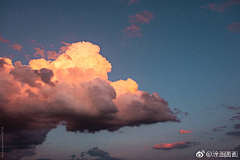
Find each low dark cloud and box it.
[79,147,124,160]
[226,131,240,136]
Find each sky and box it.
[0,0,240,160]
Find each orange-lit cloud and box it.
[0,41,179,134]
[129,10,154,24]
[179,129,193,134]
[0,33,10,43]
[34,47,45,58]
[47,51,58,59]
[199,0,240,12]
[9,43,23,51]
[153,141,199,150]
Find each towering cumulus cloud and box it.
[0,41,178,133]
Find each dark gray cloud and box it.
[226,131,240,136]
[80,147,124,160]
[234,124,240,129]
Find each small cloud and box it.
[127,0,139,6]
[234,124,240,129]
[34,47,45,58]
[47,51,58,59]
[0,33,10,43]
[9,43,23,51]
[227,22,240,33]
[153,141,199,150]
[179,129,193,134]
[227,106,240,110]
[81,147,124,160]
[230,115,240,120]
[226,131,240,136]
[30,39,43,47]
[129,10,154,24]
[213,125,227,131]
[123,24,141,37]
[199,0,240,12]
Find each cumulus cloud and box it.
[0,41,179,134]
[227,22,240,33]
[129,10,154,24]
[0,33,10,43]
[199,0,240,12]
[34,47,45,58]
[0,42,179,159]
[9,43,23,51]
[153,141,199,150]
[179,130,193,134]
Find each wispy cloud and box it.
[213,125,227,131]
[0,33,10,43]
[9,43,23,51]
[199,0,240,12]
[129,10,154,24]
[123,24,141,37]
[227,22,240,33]
[153,141,199,150]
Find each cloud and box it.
[199,0,240,12]
[179,130,193,134]
[34,47,45,58]
[80,147,124,160]
[0,41,179,135]
[227,22,240,33]
[0,129,49,160]
[0,33,10,43]
[230,116,240,120]
[153,141,199,150]
[9,43,23,51]
[47,51,58,59]
[127,0,139,6]
[234,124,240,129]
[129,10,154,24]
[213,125,227,131]
[226,131,240,136]
[123,24,141,37]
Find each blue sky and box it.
[1,0,240,160]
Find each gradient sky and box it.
[1,0,240,160]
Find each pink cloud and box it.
[123,24,141,37]
[0,33,10,43]
[127,0,139,6]
[227,22,240,33]
[120,0,140,6]
[9,43,23,51]
[34,47,45,58]
[179,129,193,134]
[199,0,240,12]
[153,141,199,150]
[129,10,154,24]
